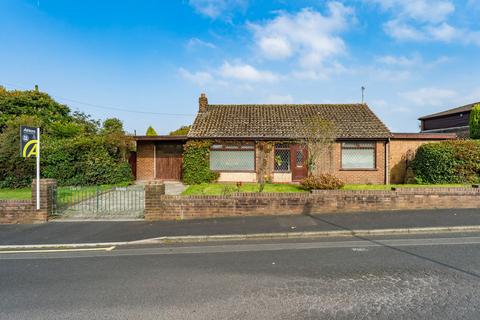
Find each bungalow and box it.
[134,93,456,185]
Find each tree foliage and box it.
[146,126,158,136]
[169,125,191,136]
[0,87,133,188]
[299,117,336,175]
[470,103,480,139]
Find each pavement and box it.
[1,208,480,246]
[1,232,480,319]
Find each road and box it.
[1,233,480,319]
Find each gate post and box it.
[144,181,165,221]
[31,179,57,222]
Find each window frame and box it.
[340,141,377,171]
[273,144,291,173]
[209,143,256,172]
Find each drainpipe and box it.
[385,138,390,185]
[153,143,156,180]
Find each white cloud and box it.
[219,61,279,82]
[186,38,216,49]
[258,37,292,60]
[249,2,354,69]
[369,0,454,23]
[376,54,421,66]
[188,0,248,19]
[371,0,480,46]
[401,87,457,106]
[178,68,214,86]
[427,22,457,42]
[383,19,425,41]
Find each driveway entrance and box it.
[53,185,145,220]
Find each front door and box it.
[291,144,308,181]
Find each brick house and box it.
[135,93,456,185]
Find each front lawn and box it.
[343,184,471,190]
[182,183,306,195]
[182,182,473,196]
[0,188,31,200]
[0,182,132,200]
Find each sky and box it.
[1,0,479,134]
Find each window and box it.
[274,144,290,172]
[341,142,376,169]
[210,143,255,171]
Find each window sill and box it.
[340,168,378,172]
[274,171,291,173]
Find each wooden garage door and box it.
[156,156,182,180]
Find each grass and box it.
[0,188,31,200]
[182,183,306,196]
[0,182,132,200]
[182,182,473,196]
[342,184,471,190]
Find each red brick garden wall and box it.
[144,185,480,221]
[0,179,56,224]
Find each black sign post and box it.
[20,126,40,210]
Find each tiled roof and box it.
[188,104,391,139]
[418,102,479,120]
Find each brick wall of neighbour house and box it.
[389,136,456,184]
[144,185,480,221]
[0,179,56,224]
[136,141,155,181]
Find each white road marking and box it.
[0,246,115,254]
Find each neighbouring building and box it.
[134,93,457,185]
[419,102,479,138]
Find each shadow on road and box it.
[304,212,480,280]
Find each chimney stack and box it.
[199,93,208,112]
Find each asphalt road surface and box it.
[1,233,480,319]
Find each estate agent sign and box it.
[20,126,41,210]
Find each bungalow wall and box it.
[212,140,388,185]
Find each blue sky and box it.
[1,0,479,134]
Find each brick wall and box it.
[136,141,155,181]
[0,179,56,224]
[389,134,456,184]
[144,185,480,221]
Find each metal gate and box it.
[53,185,144,219]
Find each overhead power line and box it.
[0,81,195,117]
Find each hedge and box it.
[411,140,480,184]
[182,140,219,184]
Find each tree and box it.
[169,125,191,136]
[299,117,336,175]
[146,126,158,136]
[0,86,70,132]
[102,118,124,134]
[0,87,133,188]
[470,103,480,139]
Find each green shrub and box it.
[300,174,344,190]
[470,103,480,139]
[411,140,480,184]
[182,140,219,184]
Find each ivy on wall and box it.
[182,140,219,184]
